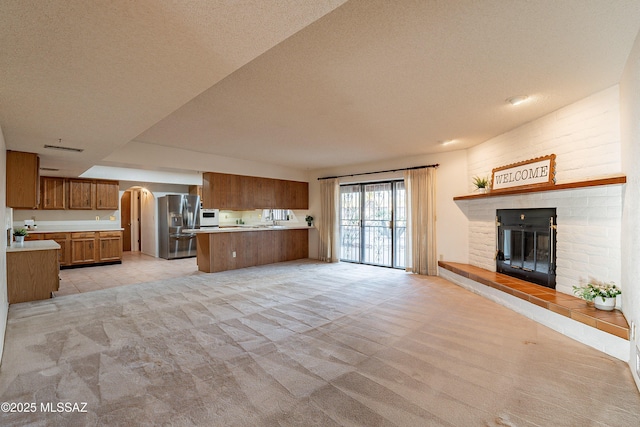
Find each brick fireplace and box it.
[457,182,623,297]
[496,207,557,288]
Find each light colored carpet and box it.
[1,260,639,426]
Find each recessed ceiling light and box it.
[440,139,456,146]
[506,95,529,106]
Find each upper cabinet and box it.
[282,180,309,210]
[40,176,66,210]
[95,180,119,210]
[68,179,94,209]
[69,178,119,210]
[11,175,120,211]
[202,172,308,210]
[6,150,40,208]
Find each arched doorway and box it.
[121,187,156,256]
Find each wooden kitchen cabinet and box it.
[18,231,121,267]
[282,180,309,210]
[68,179,94,209]
[40,176,66,209]
[98,231,122,262]
[6,150,40,208]
[95,180,119,210]
[202,172,308,210]
[253,177,276,208]
[48,233,70,266]
[23,232,69,265]
[197,228,308,273]
[41,177,119,210]
[70,232,97,264]
[23,232,43,241]
[7,242,60,304]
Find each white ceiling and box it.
[2,0,640,179]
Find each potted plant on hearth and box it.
[573,281,621,311]
[13,228,28,244]
[305,215,314,227]
[472,176,490,194]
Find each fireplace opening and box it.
[496,208,557,289]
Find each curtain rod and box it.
[317,164,439,181]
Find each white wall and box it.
[461,86,624,297]
[140,189,156,257]
[0,126,8,365]
[105,140,309,182]
[468,86,621,186]
[307,150,469,263]
[620,28,640,389]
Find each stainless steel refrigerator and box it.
[158,195,200,259]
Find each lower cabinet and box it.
[197,229,308,273]
[70,233,97,264]
[23,231,122,267]
[7,246,59,303]
[48,233,70,266]
[98,231,123,262]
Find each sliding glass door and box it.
[340,181,405,268]
[340,185,361,263]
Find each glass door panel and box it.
[340,181,405,269]
[340,185,361,263]
[511,230,523,267]
[362,183,392,266]
[535,232,550,273]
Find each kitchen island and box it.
[7,240,61,303]
[193,225,310,273]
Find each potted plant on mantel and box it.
[472,176,490,194]
[573,281,621,311]
[13,228,28,244]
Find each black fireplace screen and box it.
[496,208,556,288]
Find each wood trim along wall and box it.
[454,175,626,201]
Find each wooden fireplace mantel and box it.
[453,175,626,201]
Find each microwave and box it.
[200,208,220,227]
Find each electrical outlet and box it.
[109,216,115,221]
[95,216,100,221]
[232,251,236,258]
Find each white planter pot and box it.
[14,235,25,244]
[594,296,616,311]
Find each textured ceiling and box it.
[2,0,640,177]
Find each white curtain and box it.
[404,167,437,275]
[318,178,340,263]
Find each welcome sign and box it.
[491,154,556,191]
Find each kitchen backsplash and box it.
[12,209,121,231]
[218,209,309,226]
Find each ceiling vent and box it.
[40,167,60,172]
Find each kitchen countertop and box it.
[20,228,124,233]
[188,225,313,233]
[7,240,61,253]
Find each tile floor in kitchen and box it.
[55,251,202,296]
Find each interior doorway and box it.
[121,187,156,256]
[121,191,133,251]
